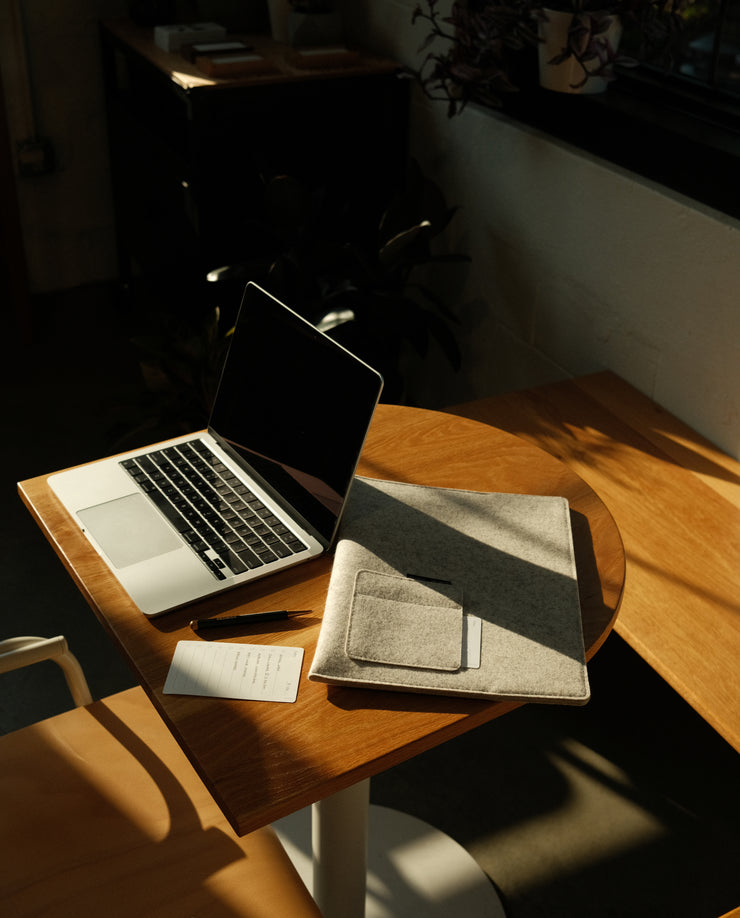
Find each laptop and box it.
[48,283,383,616]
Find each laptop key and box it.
[223,549,248,575]
[201,550,227,580]
[123,440,309,581]
[253,544,277,562]
[234,545,263,568]
[284,535,308,553]
[148,490,192,533]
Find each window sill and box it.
[498,64,740,222]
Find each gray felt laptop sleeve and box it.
[308,477,590,704]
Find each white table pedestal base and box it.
[274,792,506,918]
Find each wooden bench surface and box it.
[1,686,322,916]
[451,371,740,754]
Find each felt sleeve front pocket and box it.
[345,570,464,672]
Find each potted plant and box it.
[412,0,686,107]
[114,306,233,447]
[536,4,625,92]
[412,0,540,115]
[535,0,687,91]
[206,160,470,404]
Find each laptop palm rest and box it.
[78,494,182,568]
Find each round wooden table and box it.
[358,404,624,660]
[277,403,625,918]
[19,403,625,918]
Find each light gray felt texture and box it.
[309,477,590,704]
[346,570,464,671]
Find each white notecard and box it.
[164,641,304,703]
[461,615,482,669]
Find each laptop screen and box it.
[207,283,383,545]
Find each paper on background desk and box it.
[164,641,303,702]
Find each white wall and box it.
[1,0,128,293]
[346,0,740,461]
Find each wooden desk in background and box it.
[99,19,408,307]
[18,403,624,917]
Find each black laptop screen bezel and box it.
[207,283,384,546]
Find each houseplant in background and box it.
[112,306,233,448]
[534,0,686,92]
[229,159,470,403]
[412,0,686,106]
[126,160,470,418]
[412,0,540,114]
[537,5,625,92]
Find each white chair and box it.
[0,634,93,705]
[0,635,323,917]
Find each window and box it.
[498,3,740,221]
[664,0,740,92]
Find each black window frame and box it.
[497,50,740,221]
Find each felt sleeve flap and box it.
[346,571,463,671]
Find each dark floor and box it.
[3,283,739,918]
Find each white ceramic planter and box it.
[267,0,290,42]
[288,10,343,46]
[538,8,622,94]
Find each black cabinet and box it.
[100,21,408,315]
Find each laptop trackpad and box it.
[78,493,182,569]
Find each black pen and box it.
[189,610,312,632]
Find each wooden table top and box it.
[18,403,624,837]
[102,19,400,93]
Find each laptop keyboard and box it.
[120,440,308,581]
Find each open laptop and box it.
[48,282,383,616]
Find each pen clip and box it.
[405,573,453,585]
